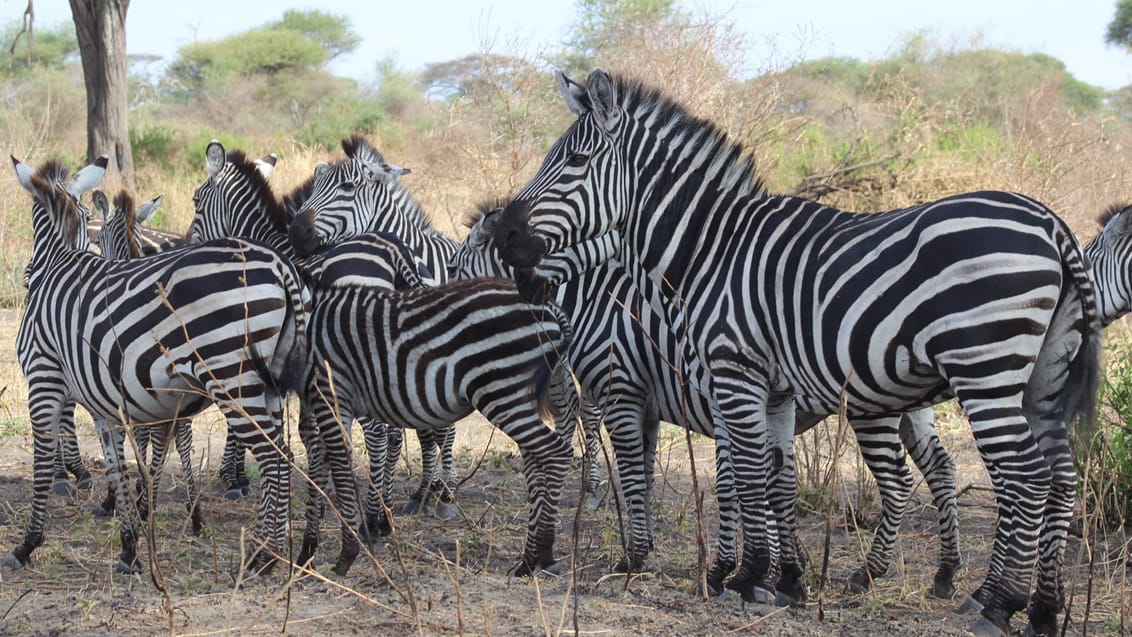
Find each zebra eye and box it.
[341,181,356,193]
[565,152,588,167]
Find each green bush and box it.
[1085,337,1132,526]
[130,125,180,172]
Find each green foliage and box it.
[1107,0,1132,49]
[266,9,359,61]
[933,121,1003,156]
[1,19,78,76]
[169,29,328,88]
[130,125,179,172]
[374,58,423,118]
[293,92,386,150]
[1085,337,1132,526]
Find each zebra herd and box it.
[3,67,1131,636]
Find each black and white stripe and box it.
[6,154,309,576]
[492,69,1101,635]
[297,275,575,577]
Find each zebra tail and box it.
[273,263,313,396]
[1055,227,1103,448]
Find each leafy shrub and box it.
[129,126,180,171]
[1084,336,1132,526]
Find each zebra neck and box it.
[233,214,293,259]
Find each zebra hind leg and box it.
[434,423,458,520]
[54,401,91,495]
[359,419,393,541]
[93,417,143,574]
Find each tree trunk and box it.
[70,0,134,190]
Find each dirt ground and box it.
[0,311,1128,637]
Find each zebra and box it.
[187,140,438,534]
[451,203,962,600]
[297,273,575,577]
[6,154,309,577]
[286,134,465,514]
[81,188,205,534]
[491,69,1100,637]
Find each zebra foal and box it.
[5,154,309,577]
[298,275,574,577]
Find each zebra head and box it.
[1087,202,1132,325]
[95,190,165,260]
[189,140,279,244]
[12,154,107,267]
[495,69,631,269]
[288,134,411,258]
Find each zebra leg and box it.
[404,428,439,515]
[767,396,806,606]
[218,429,250,501]
[93,418,143,574]
[581,401,603,509]
[1025,415,1076,637]
[297,407,329,567]
[605,401,656,573]
[170,419,204,536]
[360,419,393,540]
[4,389,67,569]
[706,424,740,597]
[383,424,403,504]
[434,422,458,519]
[709,355,779,604]
[54,400,91,495]
[898,408,961,599]
[957,391,1050,636]
[844,415,914,595]
[319,405,364,576]
[480,400,573,577]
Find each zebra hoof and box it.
[969,616,1008,637]
[116,558,141,575]
[53,480,77,497]
[434,502,458,520]
[91,504,113,518]
[846,570,873,594]
[75,474,93,490]
[510,557,563,578]
[932,573,956,600]
[223,487,246,501]
[775,590,805,608]
[958,595,985,614]
[401,499,424,515]
[1,552,26,569]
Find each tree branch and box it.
[6,0,35,66]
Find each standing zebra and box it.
[187,141,436,535]
[86,189,204,535]
[298,275,575,577]
[492,69,1100,637]
[287,135,464,515]
[451,204,962,600]
[5,154,309,577]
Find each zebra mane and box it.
[33,159,71,186]
[110,190,144,258]
[226,149,292,235]
[604,72,766,201]
[341,134,385,165]
[462,197,509,230]
[1098,201,1132,229]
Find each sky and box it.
[13,0,1132,90]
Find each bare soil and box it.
[0,310,1127,637]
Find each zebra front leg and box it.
[844,415,913,596]
[705,426,739,597]
[767,397,806,606]
[319,406,363,576]
[360,419,393,540]
[605,406,656,574]
[899,408,960,599]
[710,356,779,605]
[404,427,440,515]
[169,419,204,536]
[54,400,91,495]
[93,418,143,574]
[4,389,66,569]
[383,423,403,504]
[297,409,329,567]
[434,422,458,520]
[218,429,251,500]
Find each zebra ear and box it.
[11,154,35,192]
[557,70,590,116]
[136,193,164,223]
[255,153,277,180]
[586,68,621,133]
[314,161,331,177]
[92,189,111,221]
[205,140,226,178]
[68,155,108,197]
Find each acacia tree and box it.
[1107,0,1132,49]
[69,0,133,188]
